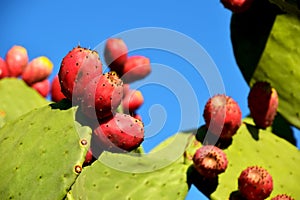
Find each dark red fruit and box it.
[51,75,66,102]
[104,38,128,74]
[193,145,228,178]
[80,71,123,119]
[0,57,9,78]
[220,0,254,13]
[121,55,151,83]
[31,79,50,97]
[5,45,28,77]
[248,81,279,129]
[22,56,53,85]
[238,166,273,200]
[94,113,144,151]
[203,94,242,139]
[58,46,102,102]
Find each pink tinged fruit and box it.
[84,148,93,165]
[5,45,29,77]
[31,79,50,97]
[51,75,66,102]
[193,145,228,178]
[22,56,53,85]
[122,89,144,114]
[80,71,124,120]
[203,94,242,139]
[248,81,279,129]
[0,57,9,78]
[121,55,151,83]
[238,166,273,200]
[104,38,128,74]
[94,113,144,152]
[220,0,254,13]
[58,46,103,102]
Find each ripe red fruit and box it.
[238,166,273,200]
[50,75,66,102]
[121,55,151,83]
[104,38,128,74]
[248,81,279,129]
[203,94,242,139]
[94,113,144,151]
[271,194,295,200]
[193,145,228,178]
[31,79,50,97]
[0,57,9,78]
[83,148,94,165]
[80,71,123,119]
[122,89,144,114]
[22,56,53,85]
[5,45,29,77]
[58,46,102,102]
[220,0,254,13]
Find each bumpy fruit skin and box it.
[80,72,123,119]
[22,56,53,85]
[121,55,151,83]
[31,79,50,97]
[0,57,9,78]
[50,75,66,102]
[94,113,144,151]
[193,145,228,178]
[271,194,295,200]
[58,46,102,102]
[122,89,144,114]
[248,81,279,129]
[104,38,128,74]
[5,45,29,77]
[220,0,254,13]
[203,94,242,139]
[238,166,273,200]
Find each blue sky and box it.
[1,1,298,199]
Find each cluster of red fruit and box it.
[192,82,292,199]
[53,38,151,163]
[0,45,53,97]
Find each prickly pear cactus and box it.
[0,78,48,123]
[0,105,91,199]
[66,133,199,200]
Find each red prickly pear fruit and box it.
[271,194,295,200]
[121,55,151,83]
[122,89,144,114]
[193,145,228,178]
[238,166,273,200]
[132,113,142,121]
[22,56,53,85]
[83,148,94,165]
[248,81,278,129]
[58,46,102,102]
[0,57,9,78]
[94,113,144,152]
[31,79,50,97]
[80,71,123,119]
[220,0,254,13]
[51,75,66,102]
[104,38,128,74]
[5,45,29,77]
[203,94,242,139]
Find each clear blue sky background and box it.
[0,1,299,199]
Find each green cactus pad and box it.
[67,133,199,200]
[0,105,91,200]
[0,78,49,123]
[250,14,300,129]
[268,0,300,16]
[195,122,300,199]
